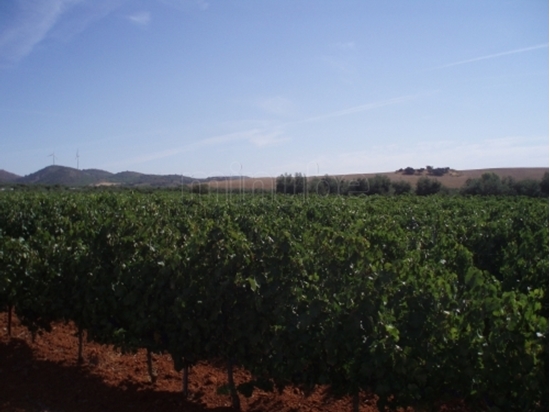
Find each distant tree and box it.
[500,176,516,193]
[541,171,549,197]
[367,174,391,195]
[461,178,481,195]
[331,176,349,195]
[430,167,450,177]
[191,182,209,194]
[309,177,325,195]
[480,172,505,195]
[348,178,369,195]
[416,177,441,196]
[391,180,412,195]
[276,173,294,194]
[293,173,306,194]
[513,179,542,197]
[309,175,344,195]
[403,167,415,175]
[462,172,546,197]
[461,173,504,196]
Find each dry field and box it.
[206,167,548,191]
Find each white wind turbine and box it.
[76,149,80,170]
[48,152,57,165]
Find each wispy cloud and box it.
[332,41,356,51]
[158,0,209,12]
[256,96,294,116]
[0,0,79,65]
[315,136,549,175]
[0,0,125,66]
[199,130,260,146]
[431,44,548,70]
[248,132,289,148]
[52,1,125,41]
[127,11,151,26]
[111,128,288,169]
[322,41,358,83]
[199,129,287,148]
[299,94,427,124]
[196,0,209,10]
[321,54,357,84]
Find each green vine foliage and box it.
[0,192,547,411]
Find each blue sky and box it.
[0,0,548,179]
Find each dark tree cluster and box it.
[275,173,307,194]
[276,174,413,196]
[461,172,548,197]
[426,166,451,176]
[398,166,450,176]
[415,177,442,196]
[275,170,548,198]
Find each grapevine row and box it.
[0,192,547,410]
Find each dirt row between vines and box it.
[0,312,469,412]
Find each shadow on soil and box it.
[0,337,233,412]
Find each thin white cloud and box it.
[257,96,294,116]
[322,41,358,83]
[198,129,289,148]
[199,129,260,146]
[111,128,289,168]
[50,1,125,42]
[299,94,426,124]
[0,0,125,66]
[184,95,424,150]
[431,44,548,70]
[0,0,79,65]
[332,41,356,51]
[248,132,289,148]
[323,55,354,72]
[158,0,209,12]
[196,0,209,10]
[314,136,549,175]
[127,11,151,26]
[321,54,357,84]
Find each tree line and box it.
[275,171,549,197]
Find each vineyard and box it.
[0,192,548,411]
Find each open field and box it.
[206,167,548,190]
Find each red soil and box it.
[0,312,469,412]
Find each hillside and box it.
[0,169,21,183]
[2,166,207,187]
[18,166,113,186]
[0,165,547,189]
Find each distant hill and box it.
[1,165,547,189]
[1,165,218,187]
[18,166,111,186]
[0,169,21,183]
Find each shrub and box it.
[416,177,441,196]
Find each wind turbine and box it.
[48,152,57,165]
[76,149,80,170]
